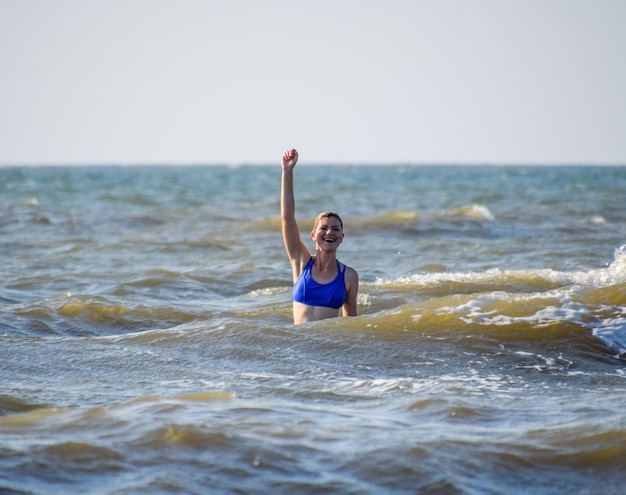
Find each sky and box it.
[1,0,625,166]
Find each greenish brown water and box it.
[1,165,625,494]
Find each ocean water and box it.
[1,164,625,494]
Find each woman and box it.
[281,148,359,324]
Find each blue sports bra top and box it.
[292,257,346,309]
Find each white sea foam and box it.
[374,244,626,289]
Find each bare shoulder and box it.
[343,264,359,286]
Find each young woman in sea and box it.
[281,148,359,324]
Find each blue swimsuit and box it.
[293,257,346,309]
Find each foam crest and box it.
[374,244,626,291]
[440,204,495,221]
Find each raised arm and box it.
[281,149,311,281]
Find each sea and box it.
[1,164,625,495]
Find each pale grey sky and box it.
[1,0,625,165]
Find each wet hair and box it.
[312,211,343,232]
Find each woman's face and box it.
[312,216,344,249]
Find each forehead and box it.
[316,216,342,228]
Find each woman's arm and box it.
[281,149,310,281]
[342,266,359,317]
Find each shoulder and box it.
[342,264,359,286]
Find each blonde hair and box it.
[312,211,343,232]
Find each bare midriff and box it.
[292,301,341,324]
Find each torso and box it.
[293,257,346,309]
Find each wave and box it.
[3,386,626,495]
[234,205,496,238]
[373,244,626,292]
[0,294,201,337]
[350,204,496,231]
[0,394,47,416]
[440,204,495,221]
[0,390,235,427]
[3,246,625,362]
[338,246,626,357]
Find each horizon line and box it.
[1,161,624,168]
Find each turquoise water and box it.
[1,164,625,494]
